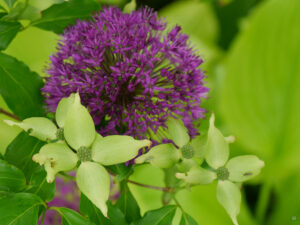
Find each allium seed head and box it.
[42,7,209,139]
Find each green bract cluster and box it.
[4,93,151,216]
[136,114,264,225]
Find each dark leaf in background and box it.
[0,159,26,192]
[0,193,45,225]
[31,0,101,34]
[116,182,141,223]
[26,168,55,202]
[80,194,113,225]
[0,53,45,119]
[0,153,3,160]
[0,21,21,50]
[4,132,45,180]
[132,205,177,225]
[4,0,17,8]
[180,212,198,225]
[213,0,262,49]
[53,207,93,225]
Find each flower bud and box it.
[92,135,151,165]
[135,143,180,168]
[5,117,57,141]
[32,143,78,183]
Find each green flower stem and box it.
[255,180,272,225]
[59,172,76,181]
[0,108,20,121]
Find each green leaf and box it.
[219,0,300,176]
[226,155,264,182]
[0,153,3,160]
[32,143,78,183]
[76,161,110,217]
[64,93,96,150]
[0,159,26,192]
[106,163,132,182]
[4,0,17,8]
[107,201,128,225]
[216,181,241,225]
[53,207,93,225]
[0,193,45,225]
[135,144,180,169]
[26,168,55,201]
[180,212,198,225]
[205,114,229,169]
[80,193,113,225]
[4,117,57,141]
[31,0,101,34]
[176,166,216,185]
[92,135,151,165]
[132,205,177,225]
[0,21,21,50]
[116,182,141,223]
[4,132,45,180]
[0,53,44,119]
[166,117,190,148]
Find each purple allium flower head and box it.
[42,6,208,138]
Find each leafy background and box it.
[0,0,299,224]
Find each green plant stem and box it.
[173,196,184,213]
[40,210,46,225]
[0,108,20,121]
[59,170,175,192]
[127,180,175,193]
[255,180,272,225]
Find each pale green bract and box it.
[226,155,265,182]
[76,162,110,217]
[176,166,216,184]
[64,93,96,150]
[55,93,75,128]
[4,117,57,141]
[32,143,78,183]
[92,135,151,165]
[216,181,241,225]
[205,114,229,169]
[166,117,190,148]
[135,143,180,168]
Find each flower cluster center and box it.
[77,146,92,162]
[181,144,195,159]
[216,167,229,181]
